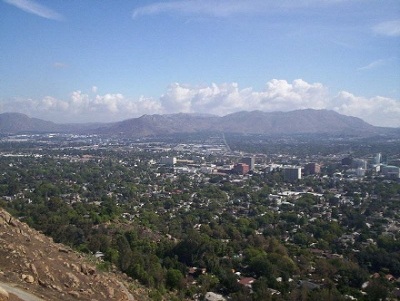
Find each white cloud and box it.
[0,90,164,123]
[0,80,399,127]
[94,93,124,114]
[132,0,351,19]
[70,90,90,112]
[0,96,69,119]
[3,0,63,21]
[133,0,263,19]
[358,59,386,71]
[40,96,69,111]
[373,20,400,37]
[331,92,400,127]
[159,79,328,115]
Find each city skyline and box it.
[1,0,399,126]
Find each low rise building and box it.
[381,165,400,178]
[160,156,177,166]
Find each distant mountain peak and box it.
[0,110,396,137]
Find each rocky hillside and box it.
[0,208,146,301]
[0,113,61,134]
[217,109,376,134]
[95,113,219,136]
[0,113,107,135]
[95,109,381,137]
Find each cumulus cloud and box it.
[3,0,63,21]
[0,89,166,123]
[40,96,69,111]
[331,92,400,127]
[0,96,69,120]
[372,20,400,37]
[159,79,328,115]
[0,80,399,127]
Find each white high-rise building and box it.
[374,153,382,164]
[352,159,367,170]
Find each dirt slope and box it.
[0,208,141,301]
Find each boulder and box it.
[68,291,80,298]
[58,247,69,253]
[70,263,80,272]
[22,274,35,284]
[65,272,80,288]
[29,263,38,277]
[51,284,63,292]
[81,263,95,275]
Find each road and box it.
[222,132,232,153]
[0,282,44,301]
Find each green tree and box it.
[166,269,184,290]
[116,234,132,272]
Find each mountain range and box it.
[0,110,398,137]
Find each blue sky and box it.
[1,0,399,126]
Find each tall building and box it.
[241,157,255,171]
[304,162,321,175]
[283,166,302,182]
[233,163,250,175]
[352,159,367,170]
[374,153,382,165]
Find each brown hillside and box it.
[0,208,144,301]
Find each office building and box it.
[241,157,255,171]
[304,162,321,175]
[233,163,250,175]
[283,166,302,182]
[374,153,382,165]
[381,165,400,178]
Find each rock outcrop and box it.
[0,208,138,301]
